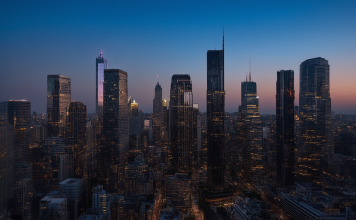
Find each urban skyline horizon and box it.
[1,1,355,114]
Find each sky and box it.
[1,0,356,114]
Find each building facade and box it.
[98,69,128,193]
[276,70,295,187]
[47,75,71,137]
[298,57,332,184]
[169,74,194,173]
[96,51,108,117]
[206,34,225,190]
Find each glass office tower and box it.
[276,70,295,188]
[298,57,332,184]
[236,67,263,184]
[169,74,194,173]
[153,82,162,147]
[98,69,128,193]
[47,75,71,137]
[96,51,108,117]
[206,34,225,191]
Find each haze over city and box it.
[1,0,356,114]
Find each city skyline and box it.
[1,1,356,115]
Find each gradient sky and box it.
[1,0,356,114]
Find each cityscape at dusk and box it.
[1,1,356,220]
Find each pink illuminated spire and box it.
[100,50,102,55]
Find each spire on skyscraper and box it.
[223,25,225,51]
[100,50,102,55]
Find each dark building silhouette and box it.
[96,51,108,117]
[238,75,263,184]
[298,57,332,184]
[2,100,31,164]
[276,70,295,187]
[47,75,71,137]
[65,101,87,178]
[98,69,128,193]
[169,74,194,173]
[334,133,356,157]
[153,81,162,147]
[206,33,225,190]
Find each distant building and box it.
[47,75,71,137]
[238,74,263,185]
[206,33,225,191]
[153,81,162,147]
[98,69,128,193]
[169,75,194,173]
[65,101,87,178]
[166,173,191,208]
[40,195,68,220]
[298,58,332,184]
[96,51,108,117]
[276,70,295,187]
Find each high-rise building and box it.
[238,72,263,184]
[96,51,108,117]
[298,57,332,184]
[47,75,71,137]
[169,74,194,173]
[2,100,31,164]
[206,33,225,190]
[153,81,162,147]
[65,101,87,178]
[98,69,128,193]
[276,70,295,188]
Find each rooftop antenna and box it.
[157,75,159,84]
[223,25,225,51]
[249,57,252,82]
[100,50,102,55]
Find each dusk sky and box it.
[1,0,356,114]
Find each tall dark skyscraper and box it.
[238,71,263,184]
[276,70,295,188]
[96,51,108,117]
[206,33,225,190]
[4,100,31,164]
[65,101,87,178]
[47,75,71,137]
[98,69,128,192]
[153,80,162,147]
[169,74,194,173]
[298,57,332,184]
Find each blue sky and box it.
[1,0,356,114]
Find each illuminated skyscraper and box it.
[47,75,71,137]
[207,33,225,190]
[169,74,194,173]
[238,72,263,184]
[65,101,87,178]
[276,70,295,187]
[3,100,31,163]
[96,51,108,117]
[98,69,128,193]
[153,81,162,147]
[298,57,332,183]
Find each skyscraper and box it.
[98,69,128,193]
[169,74,194,173]
[4,100,31,163]
[153,81,162,147]
[206,33,225,190]
[96,51,108,117]
[238,72,263,184]
[298,57,332,184]
[65,101,87,178]
[47,75,71,137]
[276,70,295,188]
